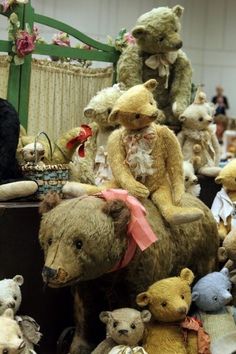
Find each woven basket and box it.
[22,132,69,200]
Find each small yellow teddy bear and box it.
[107,79,203,225]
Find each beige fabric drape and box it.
[0,56,10,99]
[28,59,113,141]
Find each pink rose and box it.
[124,32,136,45]
[2,0,10,12]
[16,30,36,57]
[52,32,70,47]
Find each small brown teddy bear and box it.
[211,159,236,239]
[117,5,192,124]
[218,228,236,270]
[92,308,151,354]
[107,79,203,225]
[136,268,211,354]
[177,88,221,177]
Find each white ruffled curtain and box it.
[0,56,10,99]
[28,59,113,141]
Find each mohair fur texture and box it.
[218,228,236,271]
[0,98,38,201]
[107,79,203,225]
[69,83,125,185]
[211,159,236,240]
[117,5,192,124]
[177,88,221,177]
[91,308,151,354]
[0,275,41,353]
[183,160,201,197]
[136,268,204,354]
[39,191,218,354]
[0,309,35,354]
[192,268,236,350]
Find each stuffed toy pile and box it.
[92,308,151,354]
[106,79,203,224]
[177,88,221,177]
[0,275,41,353]
[192,268,236,353]
[211,159,236,240]
[117,5,192,124]
[136,268,210,354]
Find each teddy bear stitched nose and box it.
[177,306,187,315]
[7,302,15,309]
[118,329,129,335]
[175,40,183,49]
[42,266,58,281]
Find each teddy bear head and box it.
[21,142,45,163]
[218,228,236,263]
[131,5,184,54]
[39,193,132,287]
[183,161,198,190]
[215,159,236,191]
[0,308,25,354]
[83,83,125,128]
[136,268,194,322]
[109,79,164,130]
[99,308,151,346]
[192,268,232,312]
[179,88,215,130]
[0,275,24,316]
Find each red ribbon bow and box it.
[66,124,92,157]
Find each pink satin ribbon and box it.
[100,189,158,271]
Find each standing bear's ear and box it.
[180,268,194,285]
[39,192,61,214]
[99,311,112,324]
[144,79,158,92]
[84,107,96,119]
[136,292,151,307]
[172,5,184,18]
[108,109,120,124]
[13,275,24,286]
[132,25,148,39]
[102,200,131,236]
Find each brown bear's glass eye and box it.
[135,113,140,119]
[113,321,118,328]
[161,301,167,307]
[213,296,218,301]
[181,295,185,299]
[198,117,204,122]
[75,240,83,250]
[130,323,136,329]
[48,238,52,246]
[159,37,165,42]
[3,349,9,354]
[107,107,112,114]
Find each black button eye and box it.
[107,107,112,114]
[113,321,118,328]
[213,296,218,301]
[185,177,189,182]
[130,323,136,329]
[3,349,9,354]
[75,240,83,250]
[161,301,167,307]
[198,117,204,122]
[181,295,185,299]
[135,113,140,119]
[48,238,52,246]
[14,296,17,300]
[159,37,164,42]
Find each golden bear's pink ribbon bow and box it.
[101,189,158,251]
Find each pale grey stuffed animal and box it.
[91,308,151,354]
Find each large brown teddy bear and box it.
[39,192,218,354]
[117,5,192,124]
[107,79,203,225]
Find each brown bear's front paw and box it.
[172,101,186,118]
[126,182,150,199]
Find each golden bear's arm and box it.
[159,126,185,204]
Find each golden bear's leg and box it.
[151,181,204,225]
[62,179,120,198]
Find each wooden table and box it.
[0,202,73,354]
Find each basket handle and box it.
[33,131,53,164]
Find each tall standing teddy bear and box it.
[117,5,192,124]
[107,79,203,225]
[177,88,221,177]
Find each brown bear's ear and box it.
[215,175,223,184]
[39,192,61,214]
[99,311,111,324]
[144,79,158,92]
[84,107,95,119]
[108,109,120,123]
[180,268,194,285]
[218,247,228,262]
[102,200,131,236]
[141,310,152,323]
[172,5,184,18]
[136,292,150,307]
[132,25,148,39]
[13,275,24,286]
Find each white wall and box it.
[1,0,236,116]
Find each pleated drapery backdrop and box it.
[27,60,113,141]
[0,56,10,99]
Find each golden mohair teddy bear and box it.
[211,159,236,240]
[106,79,203,225]
[136,268,211,354]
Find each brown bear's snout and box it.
[118,329,129,335]
[177,306,187,315]
[42,266,58,282]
